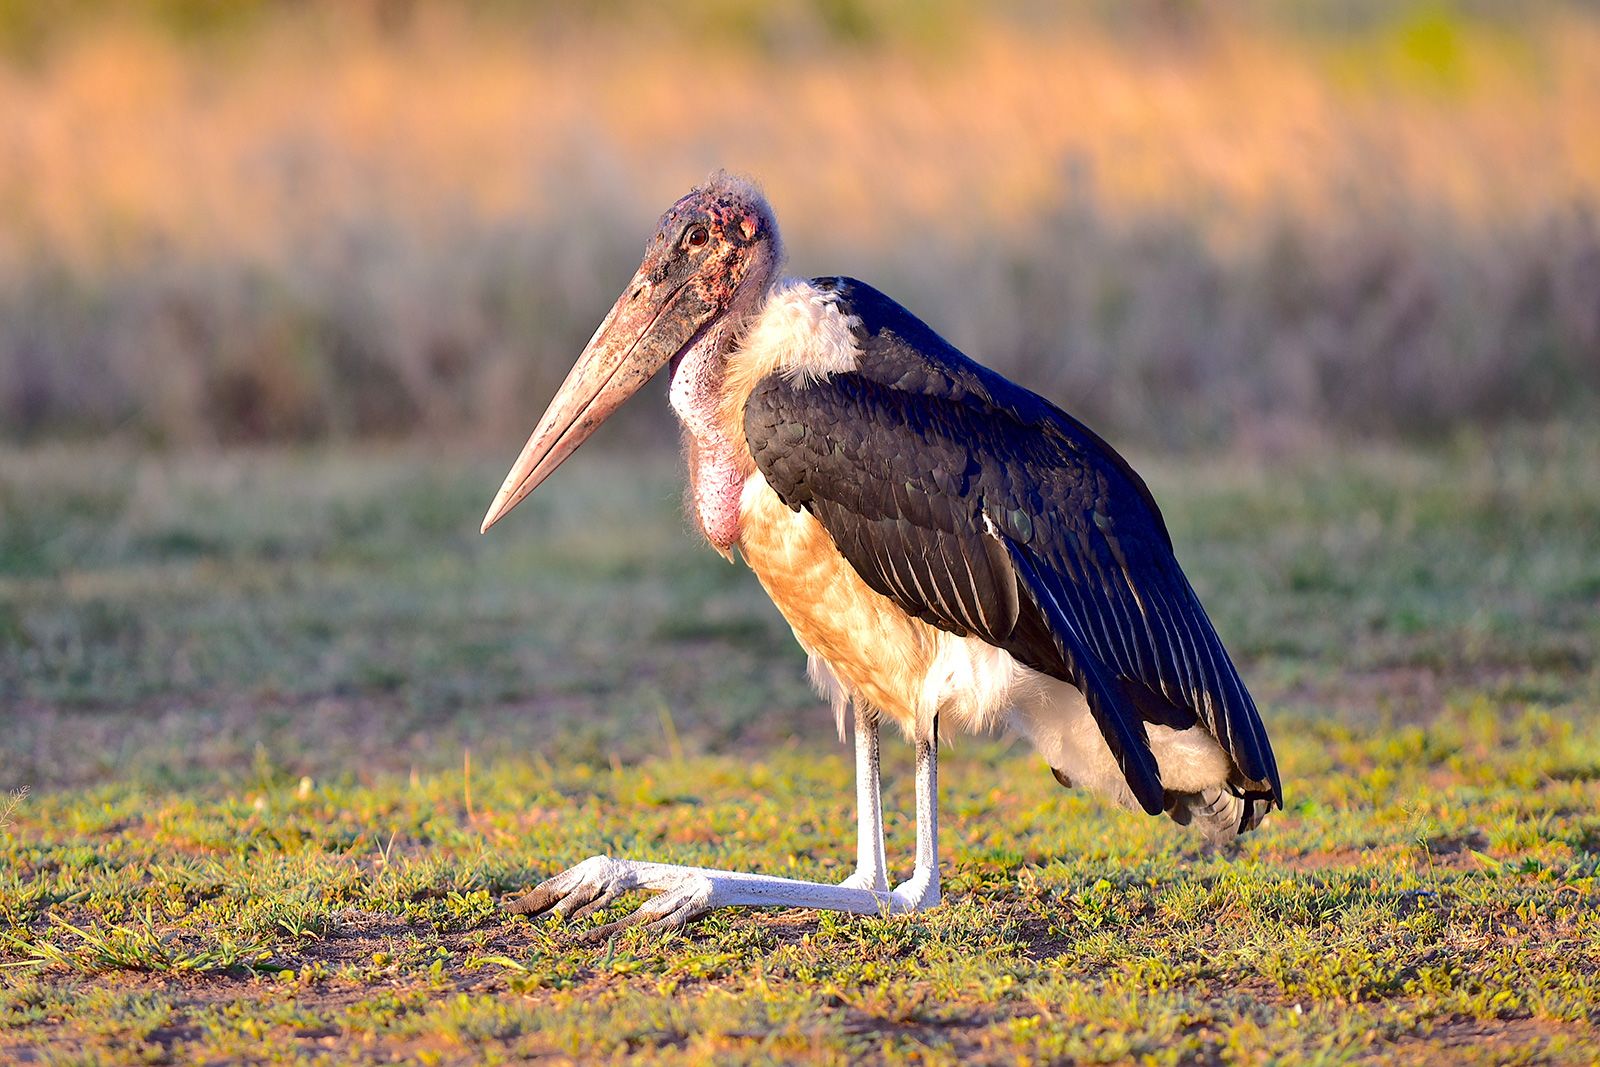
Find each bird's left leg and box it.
[503,704,909,937]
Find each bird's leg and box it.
[890,716,940,912]
[502,710,949,938]
[838,704,890,894]
[503,854,901,939]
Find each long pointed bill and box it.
[480,274,714,533]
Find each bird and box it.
[480,172,1281,936]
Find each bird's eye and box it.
[685,225,710,249]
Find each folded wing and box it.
[744,278,1281,817]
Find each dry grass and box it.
[1,3,1599,445]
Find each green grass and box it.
[2,425,1598,1064]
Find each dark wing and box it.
[744,277,1281,816]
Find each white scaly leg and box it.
[504,856,897,938]
[890,715,940,913]
[838,704,890,894]
[504,710,942,936]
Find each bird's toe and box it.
[580,872,715,941]
[504,855,627,919]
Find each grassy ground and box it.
[2,426,1598,1064]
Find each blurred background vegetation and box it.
[1,0,1596,449]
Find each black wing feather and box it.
[1005,545,1167,814]
[744,277,1282,810]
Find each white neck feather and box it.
[669,277,861,433]
[738,277,862,383]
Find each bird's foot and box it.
[504,855,916,937]
[505,856,714,938]
[504,855,642,923]
[889,868,940,914]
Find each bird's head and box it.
[481,172,781,532]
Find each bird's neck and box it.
[669,280,770,555]
[670,276,863,556]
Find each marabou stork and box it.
[482,173,1281,935]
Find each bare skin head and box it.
[481,172,782,533]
